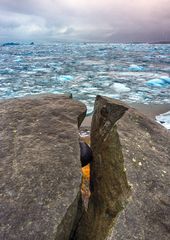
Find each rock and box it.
[0,94,86,240]
[2,42,20,46]
[74,95,170,240]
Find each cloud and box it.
[0,0,170,42]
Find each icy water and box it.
[0,42,170,115]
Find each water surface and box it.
[0,42,170,114]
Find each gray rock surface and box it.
[74,95,170,240]
[107,97,170,240]
[0,94,86,240]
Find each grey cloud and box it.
[0,0,170,42]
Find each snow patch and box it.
[156,111,170,130]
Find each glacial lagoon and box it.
[0,42,170,117]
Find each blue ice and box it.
[160,76,170,84]
[146,77,170,87]
[129,64,144,71]
[146,79,165,87]
[58,75,74,81]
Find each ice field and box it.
[0,42,170,117]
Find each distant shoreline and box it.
[1,40,170,45]
[149,41,170,44]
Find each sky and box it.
[0,0,170,43]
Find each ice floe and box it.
[128,64,144,71]
[0,68,14,74]
[0,43,170,110]
[146,76,170,87]
[104,93,120,99]
[111,83,131,93]
[160,76,170,84]
[146,79,165,87]
[58,75,74,81]
[14,57,22,62]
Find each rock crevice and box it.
[72,96,131,240]
[1,94,170,240]
[73,95,170,240]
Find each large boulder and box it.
[74,95,170,240]
[0,94,86,240]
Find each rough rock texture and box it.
[74,95,170,240]
[0,94,86,240]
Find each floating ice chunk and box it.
[129,64,144,71]
[86,87,99,91]
[99,81,111,87]
[0,68,14,74]
[146,78,167,87]
[88,94,97,98]
[34,68,50,73]
[104,93,120,99]
[0,76,7,80]
[58,75,74,81]
[112,83,131,93]
[160,76,170,84]
[50,89,64,94]
[156,111,170,129]
[14,57,22,62]
[128,93,144,102]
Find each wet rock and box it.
[0,94,86,240]
[74,95,170,240]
